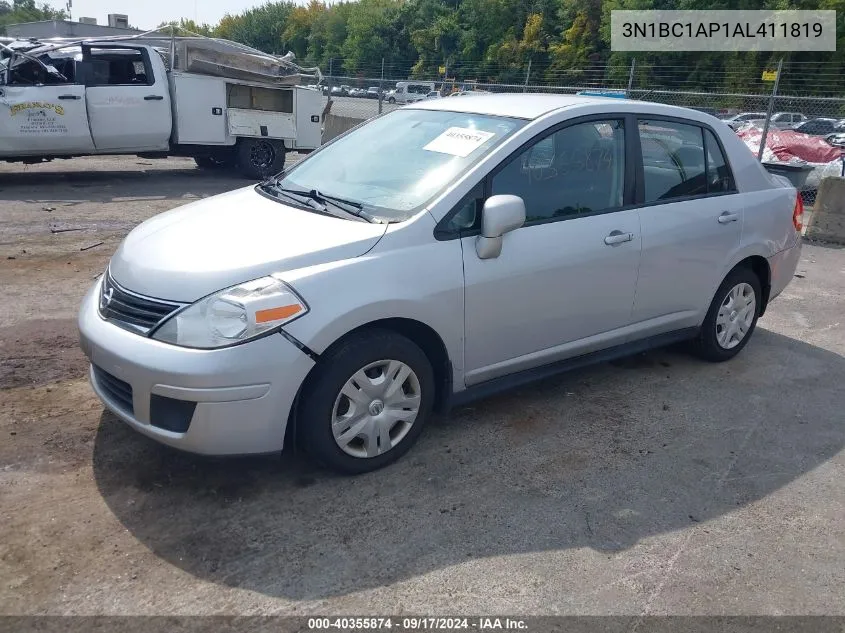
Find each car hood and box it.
[108,186,388,302]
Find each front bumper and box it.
[78,279,315,455]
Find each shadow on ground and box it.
[0,167,249,204]
[92,329,845,600]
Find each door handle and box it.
[604,231,634,246]
[144,95,164,101]
[718,211,739,224]
[58,94,81,100]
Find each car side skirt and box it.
[449,327,700,409]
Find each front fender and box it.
[280,230,466,389]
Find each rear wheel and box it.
[298,329,435,474]
[692,266,762,362]
[236,138,286,180]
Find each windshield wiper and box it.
[265,182,382,223]
[266,185,330,213]
[309,190,383,224]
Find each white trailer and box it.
[0,34,325,178]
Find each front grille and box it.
[93,365,134,415]
[99,271,183,335]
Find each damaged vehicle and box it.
[0,35,324,178]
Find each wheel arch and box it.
[285,317,454,451]
[735,255,772,316]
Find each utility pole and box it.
[626,58,636,98]
[378,58,385,114]
[524,59,531,92]
[758,58,784,162]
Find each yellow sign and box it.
[761,70,778,81]
[438,66,446,74]
[9,102,65,117]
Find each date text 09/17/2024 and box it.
[307,617,529,631]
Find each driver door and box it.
[0,58,95,156]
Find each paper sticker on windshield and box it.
[424,127,496,157]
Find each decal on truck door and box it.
[9,102,68,135]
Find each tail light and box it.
[793,193,804,232]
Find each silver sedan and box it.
[79,94,803,473]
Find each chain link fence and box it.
[315,59,845,201]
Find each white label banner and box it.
[424,127,496,157]
[611,10,836,51]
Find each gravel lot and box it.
[0,156,843,616]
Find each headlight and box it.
[152,277,307,349]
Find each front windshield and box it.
[277,108,525,221]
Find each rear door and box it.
[631,119,742,335]
[82,46,171,151]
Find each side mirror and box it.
[476,194,525,259]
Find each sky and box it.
[45,0,306,30]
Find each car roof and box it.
[408,93,611,119]
[405,92,732,123]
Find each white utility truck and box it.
[0,34,325,178]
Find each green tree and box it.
[0,0,65,32]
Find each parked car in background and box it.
[769,112,808,129]
[367,87,381,99]
[349,87,367,98]
[79,95,803,474]
[723,112,768,131]
[793,118,845,137]
[425,91,441,100]
[826,132,845,148]
[386,81,435,104]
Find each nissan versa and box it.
[78,94,803,474]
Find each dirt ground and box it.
[0,156,843,616]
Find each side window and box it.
[7,51,74,85]
[639,119,706,202]
[704,129,736,194]
[83,48,152,86]
[491,119,625,224]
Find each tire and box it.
[298,329,435,474]
[193,155,230,170]
[236,138,286,180]
[692,266,762,362]
[388,97,396,104]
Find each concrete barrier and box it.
[805,176,845,245]
[322,113,366,143]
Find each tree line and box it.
[170,0,845,96]
[3,0,844,96]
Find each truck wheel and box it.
[236,138,286,180]
[194,156,229,170]
[388,97,396,104]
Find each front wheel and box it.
[297,329,435,474]
[236,138,286,180]
[388,97,396,104]
[692,266,762,362]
